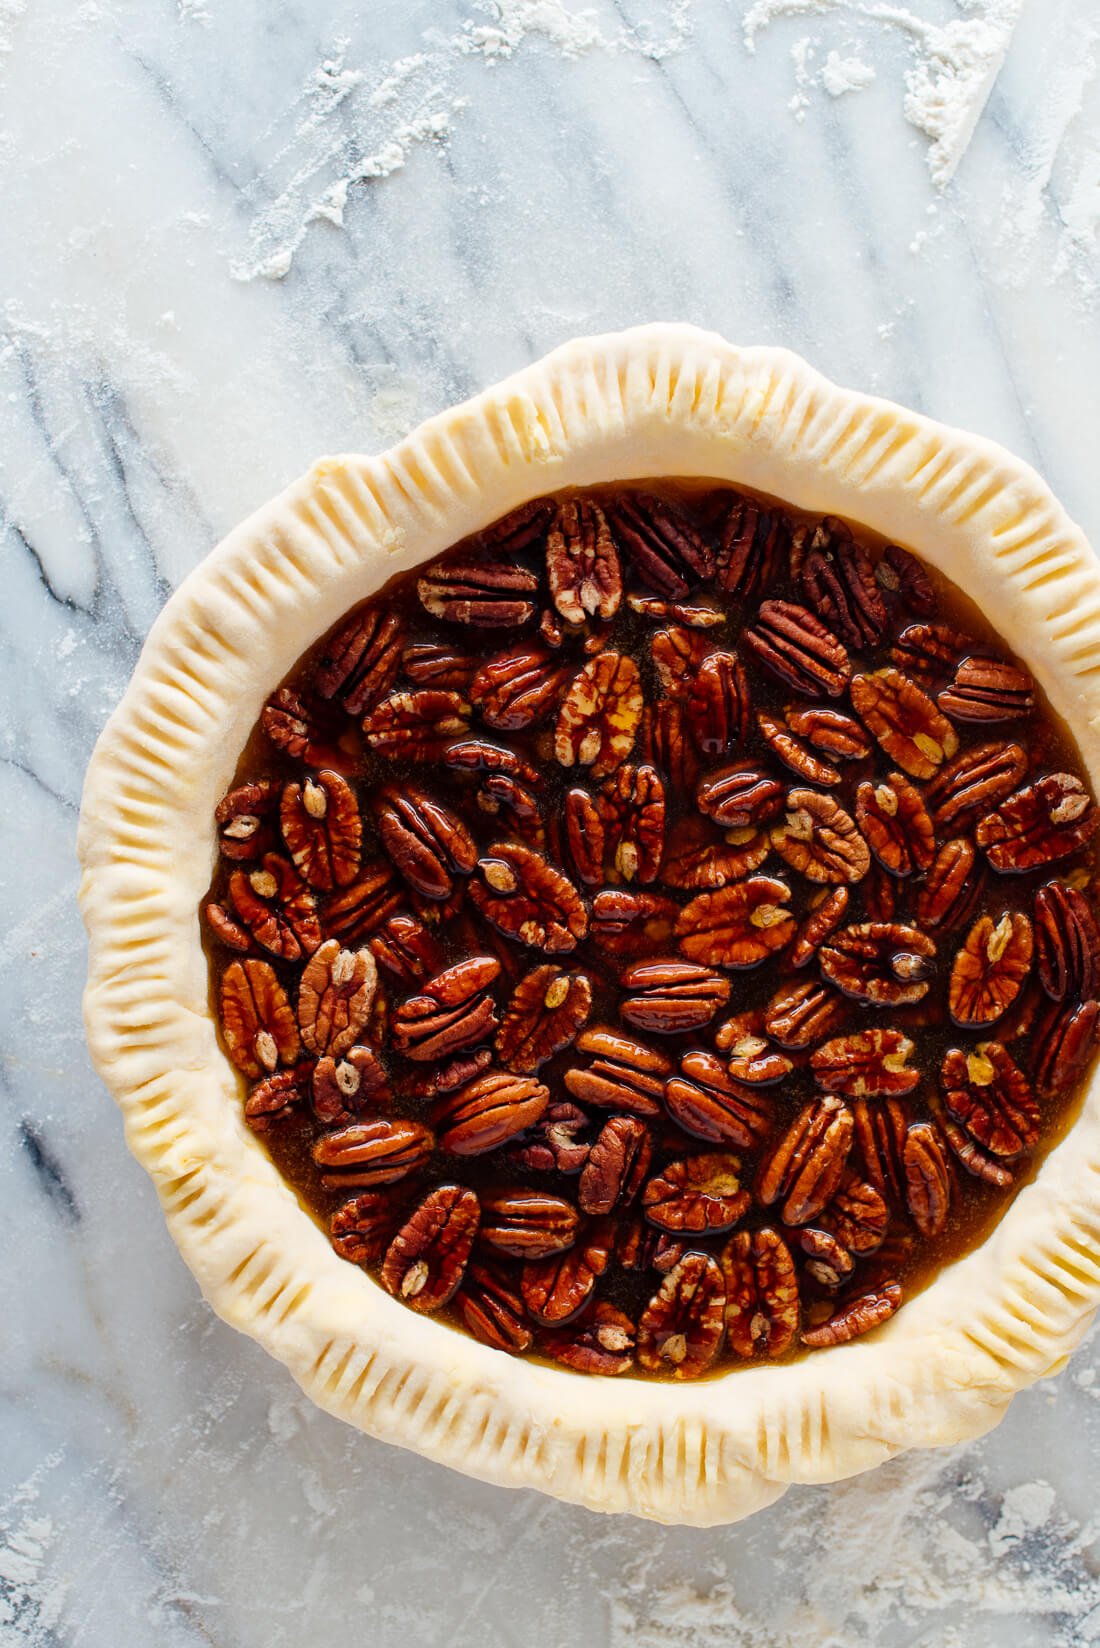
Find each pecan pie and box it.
[202,482,1100,1380]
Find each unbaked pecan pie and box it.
[204,484,1100,1379]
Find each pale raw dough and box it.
[78,325,1100,1526]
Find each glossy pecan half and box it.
[770,789,870,885]
[619,959,731,1033]
[375,783,476,900]
[785,705,870,760]
[916,838,985,934]
[469,643,570,731]
[521,1221,613,1324]
[311,1045,388,1125]
[417,559,538,626]
[564,1026,671,1117]
[948,911,1033,1028]
[756,709,841,788]
[298,940,379,1058]
[810,1028,918,1098]
[589,888,679,957]
[977,774,1100,872]
[432,1068,549,1156]
[314,605,403,715]
[925,741,1028,834]
[686,651,751,754]
[217,854,321,961]
[789,886,850,967]
[743,601,850,698]
[546,496,622,622]
[715,494,786,600]
[1035,882,1100,1000]
[330,1190,403,1265]
[216,780,280,862]
[478,1188,580,1258]
[470,842,589,953]
[757,1095,854,1225]
[565,763,665,886]
[695,762,785,829]
[458,1262,533,1353]
[362,688,471,760]
[721,1227,800,1358]
[941,1042,1039,1157]
[819,922,936,1006]
[855,773,934,878]
[801,1281,902,1347]
[849,667,958,779]
[660,814,771,890]
[546,1301,636,1375]
[665,1049,774,1149]
[262,687,348,768]
[797,517,887,648]
[638,699,701,795]
[314,1117,434,1190]
[1031,997,1100,1100]
[675,876,796,968]
[642,1152,750,1234]
[390,955,500,1061]
[579,1116,654,1215]
[381,1184,480,1310]
[852,1097,908,1203]
[903,1121,951,1237]
[495,965,592,1072]
[280,771,362,891]
[764,978,851,1049]
[554,651,644,779]
[636,1252,726,1377]
[938,656,1035,723]
[607,492,713,597]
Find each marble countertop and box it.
[5,0,1100,1642]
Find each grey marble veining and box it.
[5,1,1100,1643]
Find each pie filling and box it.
[203,483,1100,1379]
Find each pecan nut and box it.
[675,876,796,968]
[312,1045,388,1124]
[903,1121,951,1237]
[619,958,731,1033]
[764,978,851,1049]
[855,774,934,878]
[469,643,569,731]
[607,492,713,597]
[546,1302,636,1375]
[280,772,362,891]
[916,838,985,934]
[652,625,713,700]
[925,741,1028,833]
[564,1027,671,1117]
[638,699,702,795]
[505,1100,592,1174]
[938,656,1035,722]
[756,709,841,788]
[216,780,280,862]
[220,959,300,1078]
[801,1282,902,1347]
[547,496,622,622]
[810,1028,918,1098]
[566,764,665,886]
[665,1049,775,1148]
[390,955,500,1061]
[715,494,786,600]
[313,1117,434,1189]
[1031,997,1100,1100]
[470,842,589,953]
[374,783,476,900]
[298,940,378,1057]
[314,605,403,714]
[770,790,870,885]
[403,641,480,690]
[757,1095,854,1225]
[797,518,887,648]
[244,1061,313,1130]
[785,705,870,760]
[636,1252,726,1377]
[695,762,785,829]
[219,854,321,960]
[685,651,751,754]
[494,965,592,1072]
[590,889,679,957]
[330,1190,403,1265]
[852,1098,908,1202]
[368,912,445,987]
[819,922,936,1007]
[319,860,403,944]
[554,651,644,779]
[381,1184,480,1309]
[262,687,348,768]
[642,1152,750,1234]
[891,620,969,683]
[579,1116,653,1214]
[817,1173,889,1254]
[721,1227,800,1358]
[1035,881,1100,1000]
[789,886,850,967]
[457,1262,533,1353]
[877,544,936,616]
[941,1042,1039,1157]
[478,1188,580,1258]
[432,1068,549,1156]
[521,1220,613,1323]
[977,774,1100,873]
[948,911,1033,1028]
[660,814,770,890]
[362,689,471,760]
[742,601,850,698]
[417,558,538,627]
[849,667,958,778]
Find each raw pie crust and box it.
[79,325,1100,1526]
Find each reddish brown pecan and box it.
[554,651,643,779]
[676,876,796,968]
[280,772,362,891]
[941,1042,1038,1157]
[505,1101,592,1174]
[579,1116,653,1215]
[949,911,1033,1028]
[917,838,985,934]
[417,558,538,627]
[614,1218,683,1272]
[817,1173,889,1254]
[925,742,1028,834]
[756,709,841,788]
[719,1025,792,1086]
[876,544,936,616]
[757,1095,854,1225]
[244,1061,314,1131]
[855,774,934,878]
[216,780,280,862]
[546,496,622,623]
[313,1116,434,1189]
[637,1252,726,1377]
[978,774,1100,873]
[443,739,540,785]
[890,621,969,683]
[797,1228,855,1288]
[495,965,592,1072]
[1035,882,1100,1000]
[790,886,850,967]
[801,1281,902,1347]
[638,699,702,795]
[628,593,725,627]
[819,922,936,1006]
[939,656,1035,723]
[566,764,665,886]
[314,605,403,715]
[262,687,348,768]
[406,1048,493,1102]
[797,518,888,649]
[402,641,480,690]
[330,1190,403,1265]
[381,1184,480,1310]
[770,790,870,885]
[521,1220,613,1324]
[590,888,679,957]
[642,1152,750,1234]
[475,772,544,845]
[903,1121,951,1237]
[721,1227,799,1358]
[619,958,731,1033]
[390,955,500,1061]
[564,1026,671,1117]
[696,763,785,829]
[1032,997,1100,1100]
[433,1068,549,1155]
[546,1301,636,1375]
[665,1049,775,1148]
[685,652,751,755]
[850,668,958,779]
[319,860,403,945]
[368,912,445,987]
[469,643,570,731]
[470,842,588,953]
[715,494,786,600]
[362,688,471,759]
[652,626,713,700]
[743,601,850,698]
[374,784,475,901]
[785,705,870,761]
[853,1098,908,1203]
[764,978,851,1049]
[220,959,300,1078]
[810,1028,918,1098]
[221,854,321,960]
[311,1045,388,1125]
[607,492,713,597]
[457,1263,533,1353]
[298,940,378,1058]
[477,497,554,555]
[661,815,771,890]
[478,1188,579,1259]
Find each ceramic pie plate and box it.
[78,324,1100,1526]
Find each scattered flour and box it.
[0,1473,67,1646]
[821,48,875,95]
[742,0,1024,185]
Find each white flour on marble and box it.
[743,0,1024,184]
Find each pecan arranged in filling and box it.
[205,484,1100,1379]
